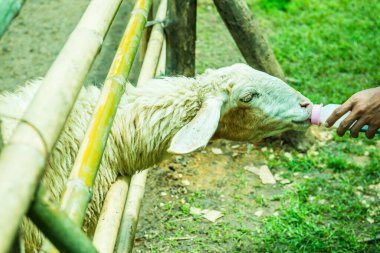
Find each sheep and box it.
[0,63,312,252]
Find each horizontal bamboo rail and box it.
[115,1,167,252]
[0,0,24,37]
[28,185,98,253]
[0,0,123,252]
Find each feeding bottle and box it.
[310,104,380,134]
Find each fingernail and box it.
[324,122,330,127]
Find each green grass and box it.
[136,1,379,252]
[248,0,380,104]
[196,0,380,251]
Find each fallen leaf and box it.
[280,179,291,185]
[181,179,190,186]
[259,165,276,184]
[190,207,202,215]
[367,218,374,224]
[203,210,223,222]
[211,148,223,154]
[244,165,260,175]
[254,209,264,217]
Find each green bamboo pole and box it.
[0,0,24,37]
[28,185,99,253]
[40,1,152,252]
[0,1,122,252]
[59,0,151,227]
[115,1,167,252]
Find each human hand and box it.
[326,87,380,139]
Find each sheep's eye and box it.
[239,92,259,103]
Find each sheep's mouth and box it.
[291,119,311,128]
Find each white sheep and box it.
[0,63,311,252]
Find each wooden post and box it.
[213,0,285,80]
[165,0,196,77]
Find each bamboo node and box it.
[75,27,104,46]
[65,179,92,196]
[131,9,149,19]
[110,75,127,88]
[145,19,167,28]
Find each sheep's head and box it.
[168,63,312,154]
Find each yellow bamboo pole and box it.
[115,1,167,252]
[39,1,152,252]
[59,0,152,226]
[0,1,122,252]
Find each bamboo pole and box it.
[28,185,99,253]
[0,1,122,252]
[92,177,130,253]
[0,0,24,37]
[59,0,152,226]
[155,39,166,76]
[114,171,149,253]
[165,0,196,77]
[39,1,151,252]
[213,0,285,80]
[115,1,167,252]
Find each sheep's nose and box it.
[300,101,311,108]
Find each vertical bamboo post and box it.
[0,1,122,252]
[92,177,130,253]
[213,0,285,80]
[165,0,196,77]
[28,185,99,253]
[0,0,24,37]
[115,1,167,252]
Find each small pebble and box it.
[181,179,191,186]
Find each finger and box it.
[336,113,358,136]
[349,118,367,138]
[326,101,353,127]
[366,125,379,139]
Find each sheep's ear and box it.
[167,97,224,154]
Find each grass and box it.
[197,0,380,251]
[135,0,379,252]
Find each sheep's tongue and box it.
[310,104,323,125]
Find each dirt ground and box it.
[1,1,378,252]
[0,0,136,91]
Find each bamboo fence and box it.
[58,0,152,226]
[0,0,284,252]
[38,0,152,252]
[0,0,24,37]
[115,1,167,252]
[92,177,130,253]
[28,185,98,253]
[0,0,123,252]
